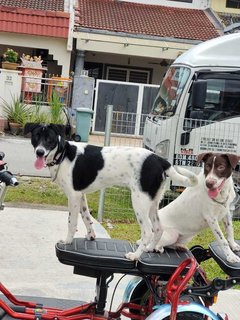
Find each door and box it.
[174,72,240,173]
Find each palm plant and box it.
[49,91,65,125]
[2,96,29,126]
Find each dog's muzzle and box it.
[36,148,46,158]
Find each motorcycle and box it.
[0,151,239,320]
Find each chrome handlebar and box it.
[0,152,18,210]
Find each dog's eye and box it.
[205,164,211,170]
[217,165,225,171]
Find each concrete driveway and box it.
[0,206,133,310]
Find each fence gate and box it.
[92,80,159,136]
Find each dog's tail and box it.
[165,166,198,187]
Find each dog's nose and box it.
[206,178,217,189]
[36,149,45,157]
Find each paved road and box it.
[0,206,132,311]
[0,134,50,177]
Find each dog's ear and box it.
[197,153,213,164]
[223,154,240,169]
[49,124,66,137]
[24,123,40,135]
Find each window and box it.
[151,66,190,117]
[226,0,240,8]
[185,74,240,128]
[106,67,150,83]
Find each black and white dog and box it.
[24,123,198,260]
[149,153,240,263]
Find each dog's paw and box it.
[231,242,240,252]
[226,252,240,264]
[146,243,155,252]
[125,252,139,261]
[86,230,96,240]
[59,235,74,245]
[58,239,73,245]
[154,245,164,254]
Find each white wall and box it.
[118,0,210,9]
[0,32,71,77]
[0,69,22,117]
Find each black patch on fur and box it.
[72,145,104,190]
[30,125,59,151]
[140,154,171,199]
[65,143,77,162]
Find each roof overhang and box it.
[74,29,201,60]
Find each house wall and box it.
[118,0,210,9]
[211,0,240,13]
[0,32,71,77]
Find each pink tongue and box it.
[34,157,45,170]
[208,188,219,199]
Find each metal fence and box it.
[21,76,72,107]
[93,107,240,222]
[111,110,148,136]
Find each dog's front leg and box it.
[223,212,240,252]
[80,194,96,240]
[125,193,153,261]
[62,195,80,244]
[207,217,240,263]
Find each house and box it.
[0,0,73,77]
[211,0,240,33]
[73,0,223,84]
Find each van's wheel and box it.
[72,134,81,142]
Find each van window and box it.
[151,66,190,117]
[185,75,240,126]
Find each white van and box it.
[143,33,240,213]
[143,33,240,170]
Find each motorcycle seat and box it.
[209,240,240,277]
[56,238,193,278]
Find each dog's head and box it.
[197,152,239,199]
[24,123,66,169]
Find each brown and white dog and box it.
[148,153,240,263]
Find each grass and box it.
[4,176,240,283]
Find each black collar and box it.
[46,146,66,167]
[211,197,227,208]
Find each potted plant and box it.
[1,96,29,135]
[2,48,19,70]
